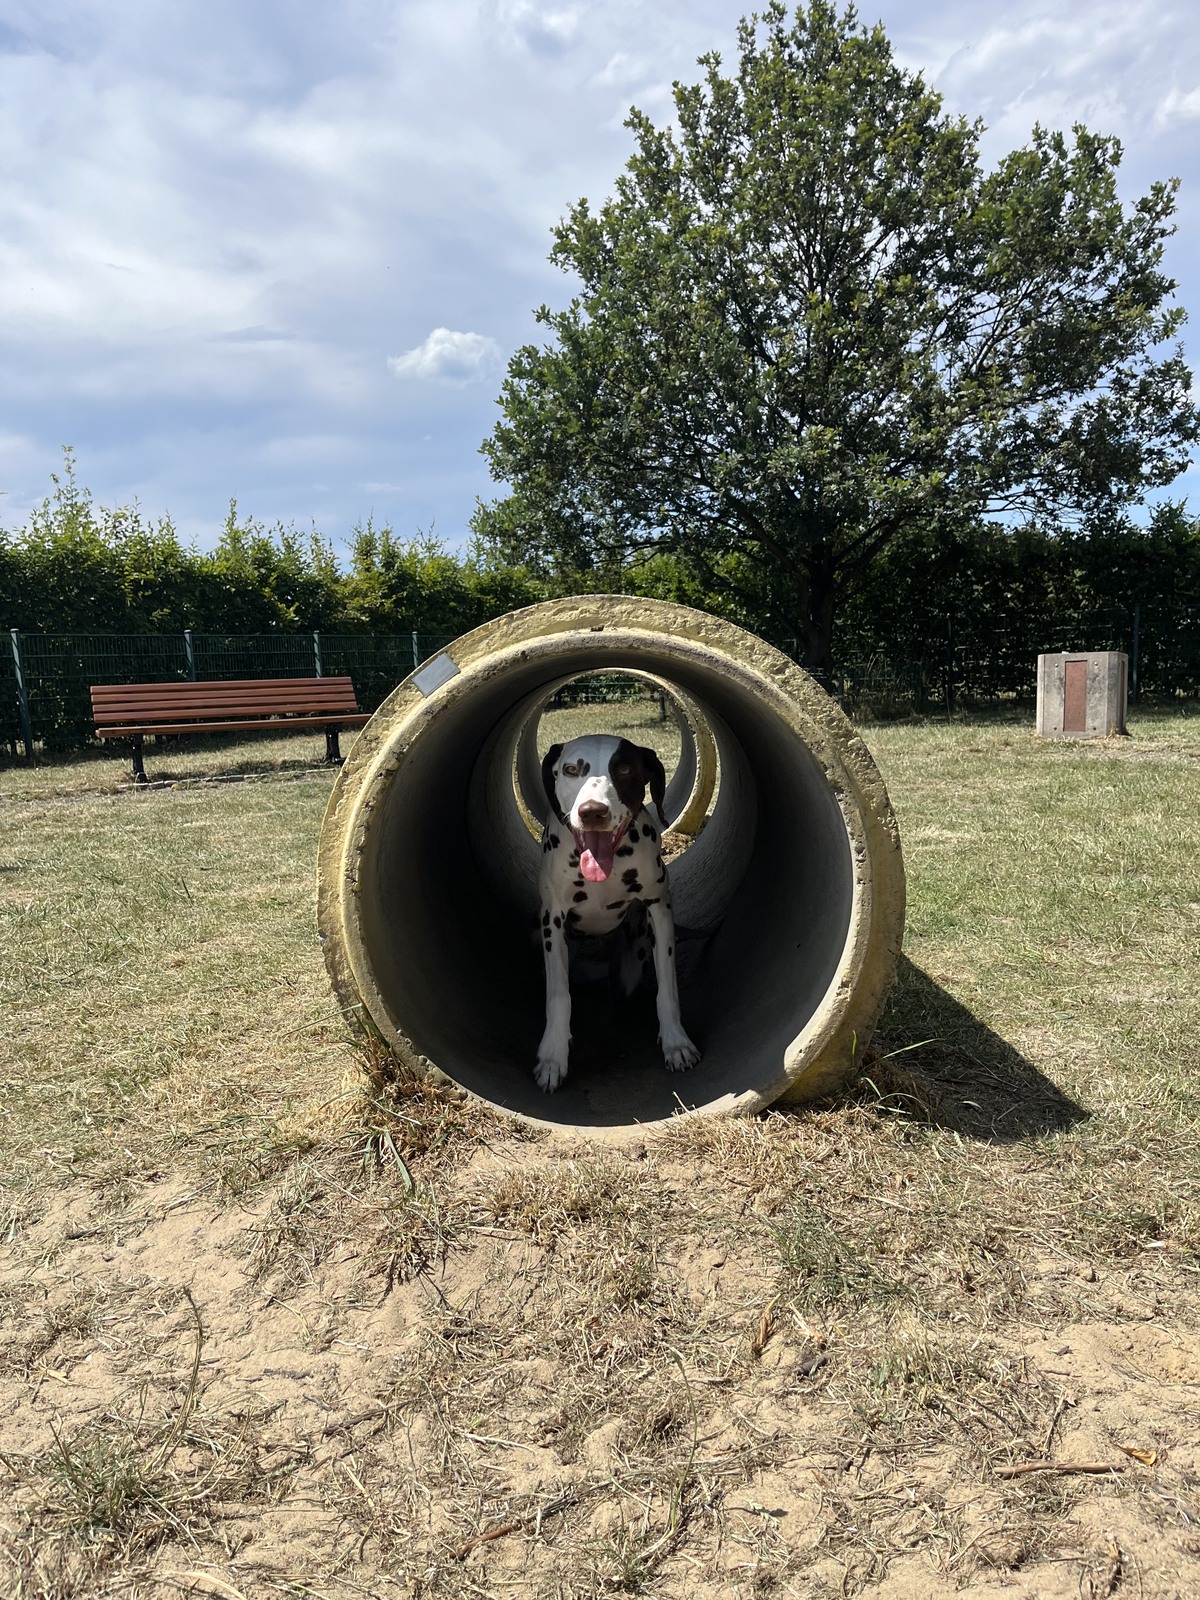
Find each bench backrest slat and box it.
[91,676,357,701]
[93,675,356,693]
[94,690,358,713]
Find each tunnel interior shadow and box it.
[844,956,1090,1143]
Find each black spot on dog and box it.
[646,826,658,842]
[543,938,552,951]
[573,877,585,888]
[572,890,588,902]
[656,866,666,883]
[606,900,626,910]
[627,824,639,843]
[621,869,642,894]
[566,908,582,925]
[615,845,634,858]
[553,914,562,927]
[542,909,550,925]
[549,833,561,849]
[568,851,580,867]
[643,896,660,905]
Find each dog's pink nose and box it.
[577,800,611,825]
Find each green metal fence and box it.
[2,631,455,756]
[4,613,1187,760]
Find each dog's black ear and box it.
[639,746,668,826]
[541,743,565,823]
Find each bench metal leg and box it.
[131,734,148,784]
[325,727,344,765]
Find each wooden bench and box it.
[91,676,370,782]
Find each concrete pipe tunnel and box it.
[317,597,906,1132]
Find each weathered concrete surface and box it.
[1037,651,1129,738]
[317,596,906,1135]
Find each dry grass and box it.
[539,692,684,768]
[2,702,1200,1597]
[0,726,359,800]
[1,1287,306,1598]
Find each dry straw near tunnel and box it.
[316,596,905,1133]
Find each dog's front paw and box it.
[661,1031,700,1073]
[534,1051,570,1093]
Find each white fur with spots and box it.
[535,733,700,1092]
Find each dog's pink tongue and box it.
[580,830,616,882]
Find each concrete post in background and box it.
[1037,651,1128,738]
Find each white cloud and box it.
[1158,84,1200,125]
[388,328,503,385]
[591,52,645,89]
[921,0,1190,149]
[492,1,585,55]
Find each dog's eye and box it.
[562,762,579,777]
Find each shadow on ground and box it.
[851,955,1089,1143]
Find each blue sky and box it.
[1,0,1197,556]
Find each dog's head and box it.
[541,734,668,882]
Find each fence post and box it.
[945,615,955,717]
[184,630,196,680]
[313,630,323,677]
[411,630,420,669]
[10,629,34,761]
[1130,605,1140,703]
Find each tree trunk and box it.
[797,557,838,689]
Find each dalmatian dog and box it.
[535,734,701,1093]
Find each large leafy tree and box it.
[473,1,1197,670]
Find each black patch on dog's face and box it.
[608,738,669,826]
[541,742,566,823]
[608,739,646,818]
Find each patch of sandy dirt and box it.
[4,1136,1200,1600]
